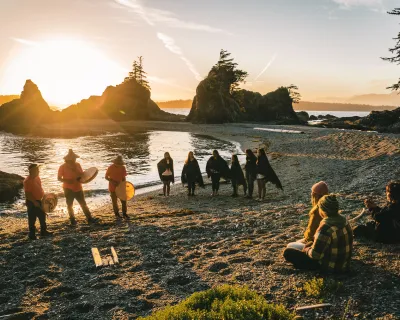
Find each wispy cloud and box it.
[114,0,231,35]
[332,0,384,10]
[254,54,277,81]
[11,37,38,46]
[157,33,202,81]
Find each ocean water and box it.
[162,108,370,118]
[0,131,242,215]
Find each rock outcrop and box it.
[0,80,53,130]
[188,84,301,124]
[0,171,24,203]
[314,107,400,133]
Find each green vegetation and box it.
[301,278,343,301]
[139,285,294,320]
[124,56,151,90]
[382,8,400,91]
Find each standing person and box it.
[353,181,400,244]
[58,149,95,225]
[181,151,204,196]
[283,195,353,273]
[23,164,52,240]
[105,155,128,219]
[245,149,257,199]
[206,150,230,196]
[256,148,283,201]
[157,152,174,196]
[230,154,247,197]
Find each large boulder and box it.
[187,78,241,123]
[0,80,53,129]
[358,107,400,133]
[296,111,309,123]
[0,171,24,203]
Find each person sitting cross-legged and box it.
[283,194,353,273]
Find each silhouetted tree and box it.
[382,8,400,91]
[210,49,248,94]
[124,57,151,91]
[286,85,301,103]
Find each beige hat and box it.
[63,149,80,161]
[113,155,125,165]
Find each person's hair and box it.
[232,154,239,164]
[312,193,324,207]
[258,148,266,157]
[386,181,400,202]
[213,150,219,157]
[246,149,255,158]
[185,151,194,164]
[164,152,170,159]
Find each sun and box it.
[1,38,126,108]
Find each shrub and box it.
[302,277,343,300]
[139,285,294,320]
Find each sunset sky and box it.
[0,0,399,108]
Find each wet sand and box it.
[0,123,399,319]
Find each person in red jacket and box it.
[58,149,95,225]
[105,155,128,218]
[23,164,52,240]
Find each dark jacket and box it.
[245,154,257,177]
[206,156,230,180]
[256,156,283,190]
[157,158,174,183]
[181,159,204,187]
[370,202,400,243]
[230,162,246,186]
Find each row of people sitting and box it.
[283,181,400,273]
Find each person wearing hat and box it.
[353,181,400,244]
[286,181,329,250]
[23,164,52,240]
[105,155,128,218]
[58,149,95,225]
[283,194,353,273]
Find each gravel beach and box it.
[0,123,399,319]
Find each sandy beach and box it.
[0,123,399,319]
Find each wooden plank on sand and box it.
[111,246,119,264]
[296,303,332,312]
[108,256,114,266]
[91,248,103,267]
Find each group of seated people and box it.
[283,181,400,273]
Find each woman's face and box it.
[164,153,170,160]
[189,152,194,160]
[213,151,217,158]
[257,150,261,157]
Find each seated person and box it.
[283,194,353,273]
[287,181,329,250]
[353,181,400,244]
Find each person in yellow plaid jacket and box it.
[284,194,353,273]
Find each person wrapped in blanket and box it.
[230,154,247,197]
[353,181,400,244]
[206,150,230,196]
[157,152,174,196]
[283,194,353,273]
[181,151,204,196]
[256,148,283,201]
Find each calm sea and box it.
[0,131,242,215]
[162,108,370,118]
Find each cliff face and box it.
[0,80,53,129]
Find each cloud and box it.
[254,54,277,81]
[114,0,231,34]
[157,33,202,81]
[11,38,38,46]
[331,0,383,9]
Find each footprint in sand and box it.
[208,262,229,272]
[228,256,252,264]
[70,302,95,313]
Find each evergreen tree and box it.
[210,49,248,94]
[382,8,400,91]
[136,56,151,91]
[286,85,301,103]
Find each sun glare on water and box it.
[2,38,126,108]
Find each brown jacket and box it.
[304,205,323,242]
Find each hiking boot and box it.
[122,213,129,219]
[70,218,77,226]
[245,195,253,199]
[87,217,99,224]
[114,212,121,219]
[40,231,53,237]
[29,234,37,240]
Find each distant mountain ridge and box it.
[156,100,192,109]
[316,92,400,107]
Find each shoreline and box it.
[0,124,399,319]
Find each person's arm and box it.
[57,166,74,184]
[371,205,393,223]
[304,226,331,261]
